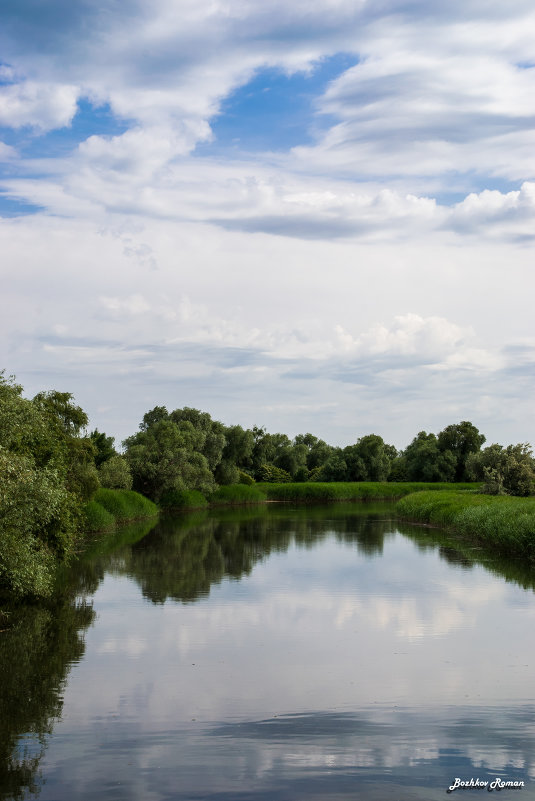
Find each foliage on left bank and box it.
[0,372,154,602]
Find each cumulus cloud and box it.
[1,0,534,447]
[0,81,79,131]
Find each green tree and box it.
[342,445,367,481]
[0,374,84,599]
[32,390,88,437]
[467,443,535,496]
[402,431,456,482]
[169,408,226,470]
[124,415,216,501]
[320,452,348,482]
[351,434,395,481]
[215,424,254,484]
[89,429,116,467]
[98,454,133,490]
[437,421,485,482]
[294,434,334,471]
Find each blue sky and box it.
[1,0,535,448]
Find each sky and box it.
[1,0,534,450]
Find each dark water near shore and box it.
[1,503,535,800]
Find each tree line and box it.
[2,370,535,599]
[122,405,535,500]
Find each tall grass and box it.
[209,484,267,505]
[258,482,478,503]
[82,489,158,532]
[396,491,535,559]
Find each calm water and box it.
[1,503,535,800]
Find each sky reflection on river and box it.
[3,505,535,800]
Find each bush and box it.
[258,464,292,483]
[467,443,535,496]
[99,455,133,490]
[238,470,255,485]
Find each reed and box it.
[209,484,267,505]
[258,482,478,503]
[396,491,535,559]
[82,489,158,531]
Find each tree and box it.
[437,421,485,482]
[351,434,395,481]
[294,434,334,471]
[342,445,367,481]
[402,431,456,482]
[320,453,348,482]
[215,424,254,484]
[32,390,88,437]
[466,443,535,496]
[98,455,133,490]
[89,429,116,467]
[169,408,226,470]
[124,415,216,501]
[0,373,85,599]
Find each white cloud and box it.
[0,81,79,131]
[0,142,17,161]
[1,0,535,447]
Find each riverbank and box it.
[82,488,159,532]
[257,481,478,502]
[157,481,479,512]
[396,490,535,560]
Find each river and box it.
[1,502,534,800]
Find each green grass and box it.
[82,499,116,532]
[396,491,535,559]
[209,484,267,505]
[257,481,478,503]
[82,489,158,532]
[159,489,209,510]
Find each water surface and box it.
[2,504,534,800]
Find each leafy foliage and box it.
[0,374,88,600]
[98,455,133,490]
[123,415,217,501]
[466,443,535,496]
[257,463,292,483]
[401,431,456,482]
[89,429,116,467]
[437,421,486,482]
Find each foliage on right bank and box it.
[396,491,535,559]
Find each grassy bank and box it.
[82,488,159,532]
[257,481,478,503]
[158,481,478,512]
[396,491,535,560]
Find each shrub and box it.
[99,455,133,490]
[467,443,535,496]
[258,464,292,483]
[238,470,255,485]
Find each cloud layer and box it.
[1,0,534,446]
